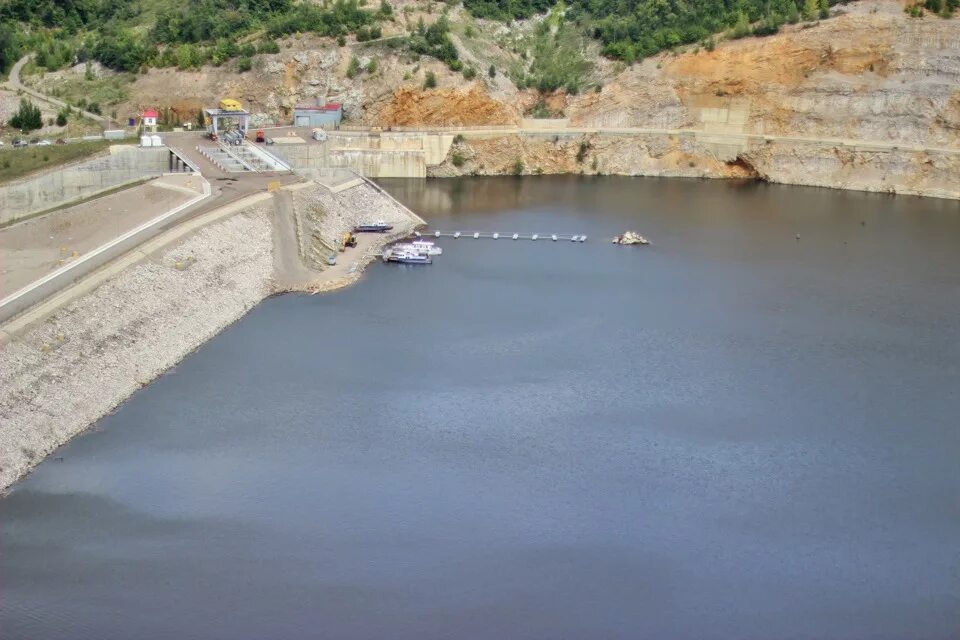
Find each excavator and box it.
[340,232,358,251]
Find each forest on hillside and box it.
[0,0,385,74]
[1,0,956,78]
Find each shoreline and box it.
[0,181,420,492]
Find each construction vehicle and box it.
[219,98,243,112]
[341,232,358,251]
[255,129,265,143]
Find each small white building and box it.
[142,108,158,131]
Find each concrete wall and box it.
[267,132,450,178]
[328,149,426,178]
[0,147,171,225]
[521,118,570,129]
[268,143,330,170]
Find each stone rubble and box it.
[0,210,274,490]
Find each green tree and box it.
[818,0,831,19]
[787,2,801,24]
[9,99,43,131]
[56,108,68,127]
[803,0,819,20]
[176,44,197,70]
[731,12,752,38]
[423,70,437,88]
[488,64,496,78]
[237,56,253,72]
[367,58,378,73]
[347,55,361,78]
[0,24,20,75]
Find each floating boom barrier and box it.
[415,231,588,242]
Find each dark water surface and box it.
[2,177,959,639]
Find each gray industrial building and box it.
[293,101,343,128]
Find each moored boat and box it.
[354,221,394,233]
[385,249,432,264]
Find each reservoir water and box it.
[2,177,959,639]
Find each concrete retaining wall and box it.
[266,130,453,178]
[328,149,426,178]
[0,147,171,225]
[268,143,330,169]
[522,118,570,129]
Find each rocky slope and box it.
[22,0,960,197]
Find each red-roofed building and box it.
[293,100,343,128]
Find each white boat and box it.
[386,249,432,264]
[512,233,519,240]
[532,234,538,241]
[412,239,442,255]
[454,232,461,239]
[392,240,442,256]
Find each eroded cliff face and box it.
[430,1,960,197]
[568,1,960,149]
[430,134,756,179]
[741,141,960,198]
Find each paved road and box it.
[6,55,113,129]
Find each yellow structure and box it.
[219,99,243,112]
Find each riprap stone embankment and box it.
[0,177,424,490]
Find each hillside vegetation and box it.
[0,0,386,75]
[3,0,957,83]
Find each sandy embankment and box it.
[0,180,422,491]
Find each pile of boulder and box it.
[612,231,650,245]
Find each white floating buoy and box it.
[532,234,538,241]
[473,232,479,239]
[493,233,499,239]
[512,233,519,240]
[551,234,558,241]
[454,232,461,239]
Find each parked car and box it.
[55,138,67,145]
[37,140,53,146]
[13,139,28,148]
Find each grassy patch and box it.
[0,140,112,185]
[46,73,134,115]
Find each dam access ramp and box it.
[279,168,424,273]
